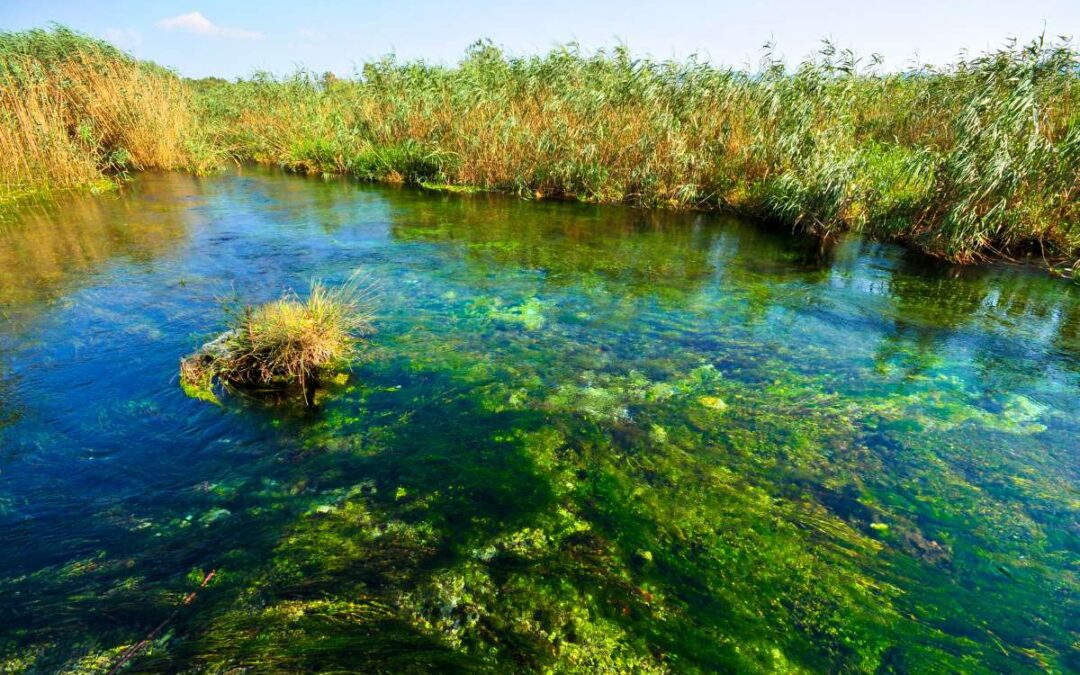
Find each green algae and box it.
[180,363,221,405]
[419,182,486,195]
[0,169,1078,673]
[81,354,1067,672]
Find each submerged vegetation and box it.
[0,169,1078,672]
[2,26,1079,269]
[180,273,376,403]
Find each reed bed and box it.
[197,39,1080,266]
[0,27,214,204]
[3,27,1079,268]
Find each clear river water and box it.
[0,167,1077,672]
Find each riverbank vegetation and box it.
[0,27,214,204]
[2,26,1078,270]
[180,273,376,404]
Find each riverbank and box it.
[3,27,1078,274]
[0,27,216,207]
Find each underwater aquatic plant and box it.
[180,271,377,403]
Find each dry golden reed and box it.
[0,27,213,204]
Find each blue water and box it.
[1,167,1077,672]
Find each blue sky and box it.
[1,1,1077,78]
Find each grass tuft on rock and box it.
[181,272,377,404]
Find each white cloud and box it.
[297,28,320,39]
[155,11,262,39]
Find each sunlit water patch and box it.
[1,167,1077,673]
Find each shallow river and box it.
[1,168,1077,672]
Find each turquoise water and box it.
[0,167,1077,672]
